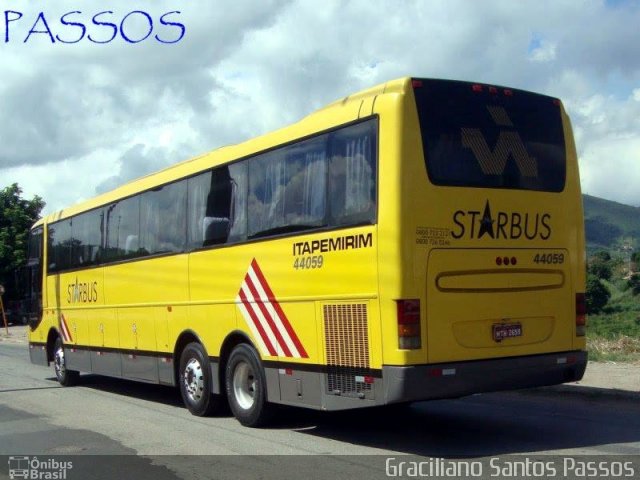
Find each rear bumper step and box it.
[383,351,587,404]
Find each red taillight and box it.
[412,79,423,88]
[472,84,483,92]
[576,293,586,336]
[397,299,421,349]
[504,89,513,96]
[489,86,498,94]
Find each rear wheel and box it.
[53,337,79,386]
[179,342,223,416]
[226,344,274,427]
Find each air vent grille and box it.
[323,303,372,397]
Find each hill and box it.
[583,194,640,252]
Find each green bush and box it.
[586,274,610,314]
[587,250,613,280]
[629,274,640,296]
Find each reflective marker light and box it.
[472,84,483,92]
[412,79,423,88]
[576,293,586,336]
[397,299,421,349]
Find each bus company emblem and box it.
[59,313,73,343]
[451,200,551,241]
[236,259,308,358]
[462,105,538,178]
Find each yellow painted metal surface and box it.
[29,76,585,373]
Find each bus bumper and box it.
[382,351,588,404]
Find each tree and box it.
[585,274,610,314]
[629,274,640,296]
[587,250,613,281]
[0,183,45,300]
[593,250,612,262]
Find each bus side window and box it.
[329,119,377,226]
[71,209,104,268]
[188,164,248,249]
[140,181,187,254]
[48,220,72,272]
[105,197,140,261]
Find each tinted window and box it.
[48,220,72,272]
[329,120,377,225]
[140,181,187,255]
[414,79,566,192]
[28,227,43,263]
[105,197,140,261]
[71,209,104,268]
[188,163,247,248]
[248,135,328,238]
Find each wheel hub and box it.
[232,361,256,410]
[54,346,66,379]
[183,358,204,402]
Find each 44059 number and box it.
[533,252,565,264]
[293,255,324,270]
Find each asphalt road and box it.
[1,342,640,480]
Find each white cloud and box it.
[529,40,557,63]
[1,0,640,212]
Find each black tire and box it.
[53,337,79,386]
[179,342,223,416]
[225,344,274,427]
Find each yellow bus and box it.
[25,77,587,427]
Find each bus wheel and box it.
[179,342,222,416]
[53,337,79,386]
[225,344,273,427]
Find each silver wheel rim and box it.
[183,358,205,402]
[54,345,65,379]
[232,360,256,410]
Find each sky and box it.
[1,0,639,214]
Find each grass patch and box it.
[588,310,640,338]
[587,335,640,363]
[587,280,640,362]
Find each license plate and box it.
[493,323,522,342]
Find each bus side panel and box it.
[103,256,188,380]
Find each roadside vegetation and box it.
[586,248,640,363]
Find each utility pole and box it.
[0,284,8,335]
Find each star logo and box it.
[478,200,495,239]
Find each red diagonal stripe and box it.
[238,288,277,356]
[245,274,292,357]
[61,314,73,343]
[250,259,308,358]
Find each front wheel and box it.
[225,344,274,427]
[53,337,79,386]
[179,342,224,416]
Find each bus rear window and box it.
[413,79,566,192]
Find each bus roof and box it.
[36,77,410,228]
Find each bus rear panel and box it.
[380,78,586,403]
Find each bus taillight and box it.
[576,293,586,336]
[397,299,421,349]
